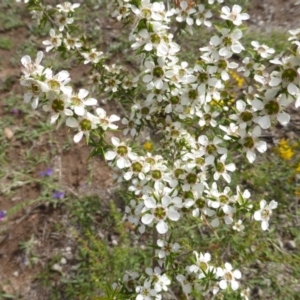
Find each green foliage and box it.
[0,37,13,50]
[37,195,149,299]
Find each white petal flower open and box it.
[254,199,278,230]
[217,263,241,291]
[21,51,44,76]
[221,5,249,25]
[141,194,181,234]
[105,137,137,169]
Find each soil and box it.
[249,0,300,30]
[0,1,299,299]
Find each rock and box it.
[60,257,67,265]
[286,240,297,250]
[13,271,19,277]
[52,263,62,272]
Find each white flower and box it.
[211,28,244,59]
[181,149,206,171]
[220,5,249,26]
[145,267,170,292]
[128,178,148,196]
[254,199,278,230]
[124,199,143,226]
[55,13,74,31]
[122,75,138,90]
[45,69,72,95]
[123,158,150,181]
[174,1,196,26]
[252,90,291,129]
[70,89,97,116]
[20,78,49,109]
[288,28,300,42]
[213,153,236,183]
[230,99,254,129]
[143,59,171,90]
[217,262,242,290]
[206,183,235,227]
[232,219,244,232]
[123,271,139,291]
[31,10,43,25]
[122,114,141,137]
[208,0,224,3]
[219,122,240,141]
[269,57,300,97]
[66,113,98,143]
[157,273,171,292]
[105,137,137,169]
[156,239,180,259]
[200,42,220,61]
[234,186,251,206]
[63,33,82,50]
[81,48,103,64]
[168,61,194,85]
[198,135,227,165]
[238,125,267,163]
[96,108,120,130]
[111,0,131,21]
[43,29,62,52]
[176,266,199,294]
[192,64,221,98]
[131,0,167,22]
[241,287,251,300]
[210,213,233,228]
[195,4,212,27]
[104,75,121,93]
[21,51,44,77]
[251,41,275,58]
[190,193,215,219]
[136,280,156,300]
[239,56,265,77]
[132,30,179,57]
[208,59,238,82]
[190,252,212,274]
[43,92,73,124]
[141,195,181,234]
[181,171,203,192]
[56,2,80,13]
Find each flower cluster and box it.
[275,138,295,160]
[177,253,242,294]
[20,51,120,143]
[16,0,300,298]
[114,254,242,298]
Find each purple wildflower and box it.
[0,210,6,221]
[22,256,27,265]
[11,109,20,115]
[53,191,64,199]
[39,168,53,177]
